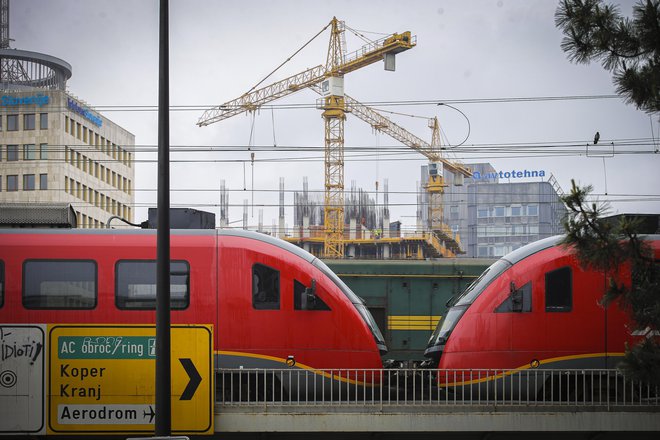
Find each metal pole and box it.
[155,0,171,435]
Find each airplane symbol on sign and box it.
[143,405,156,424]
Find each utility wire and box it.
[44,94,621,112]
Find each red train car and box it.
[0,228,386,390]
[425,234,660,382]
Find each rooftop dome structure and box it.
[0,0,71,91]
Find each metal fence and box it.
[216,368,660,407]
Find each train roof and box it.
[500,233,660,267]
[0,228,318,265]
[501,235,564,266]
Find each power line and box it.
[33,94,621,113]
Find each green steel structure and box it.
[324,258,494,364]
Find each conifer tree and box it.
[562,180,660,385]
[555,0,660,115]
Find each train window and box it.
[116,260,189,310]
[252,264,279,310]
[495,281,531,313]
[23,260,97,309]
[545,266,572,312]
[0,261,4,308]
[294,279,330,311]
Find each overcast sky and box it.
[12,0,660,231]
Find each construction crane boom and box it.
[197,23,414,128]
[343,94,472,177]
[197,65,326,126]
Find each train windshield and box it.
[451,259,511,307]
[313,259,387,353]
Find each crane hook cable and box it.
[246,20,333,95]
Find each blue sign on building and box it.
[473,169,546,180]
[67,98,103,127]
[1,94,49,107]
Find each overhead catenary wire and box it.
[37,94,622,113]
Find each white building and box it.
[0,49,135,228]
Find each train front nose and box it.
[355,303,388,355]
[424,305,467,363]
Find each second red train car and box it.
[425,234,660,378]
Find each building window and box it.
[40,174,48,190]
[7,175,18,191]
[40,143,48,160]
[24,114,36,130]
[545,266,572,312]
[527,205,539,216]
[23,260,97,309]
[493,206,505,217]
[510,205,522,216]
[7,145,17,161]
[494,245,506,257]
[450,205,459,221]
[40,113,48,129]
[7,114,18,131]
[252,263,280,310]
[477,208,489,218]
[115,260,190,310]
[23,174,35,191]
[23,144,36,160]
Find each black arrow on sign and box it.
[179,358,201,400]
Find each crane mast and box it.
[321,18,347,258]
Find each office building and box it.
[423,162,567,258]
[0,46,135,227]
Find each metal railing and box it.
[216,368,660,408]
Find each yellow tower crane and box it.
[331,94,472,255]
[197,17,415,258]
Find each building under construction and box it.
[284,177,462,260]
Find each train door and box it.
[542,259,607,368]
[215,241,290,366]
[215,237,338,368]
[507,264,537,369]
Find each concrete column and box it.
[302,216,310,238]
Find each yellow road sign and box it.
[48,324,213,435]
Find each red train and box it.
[425,234,660,381]
[0,228,386,390]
